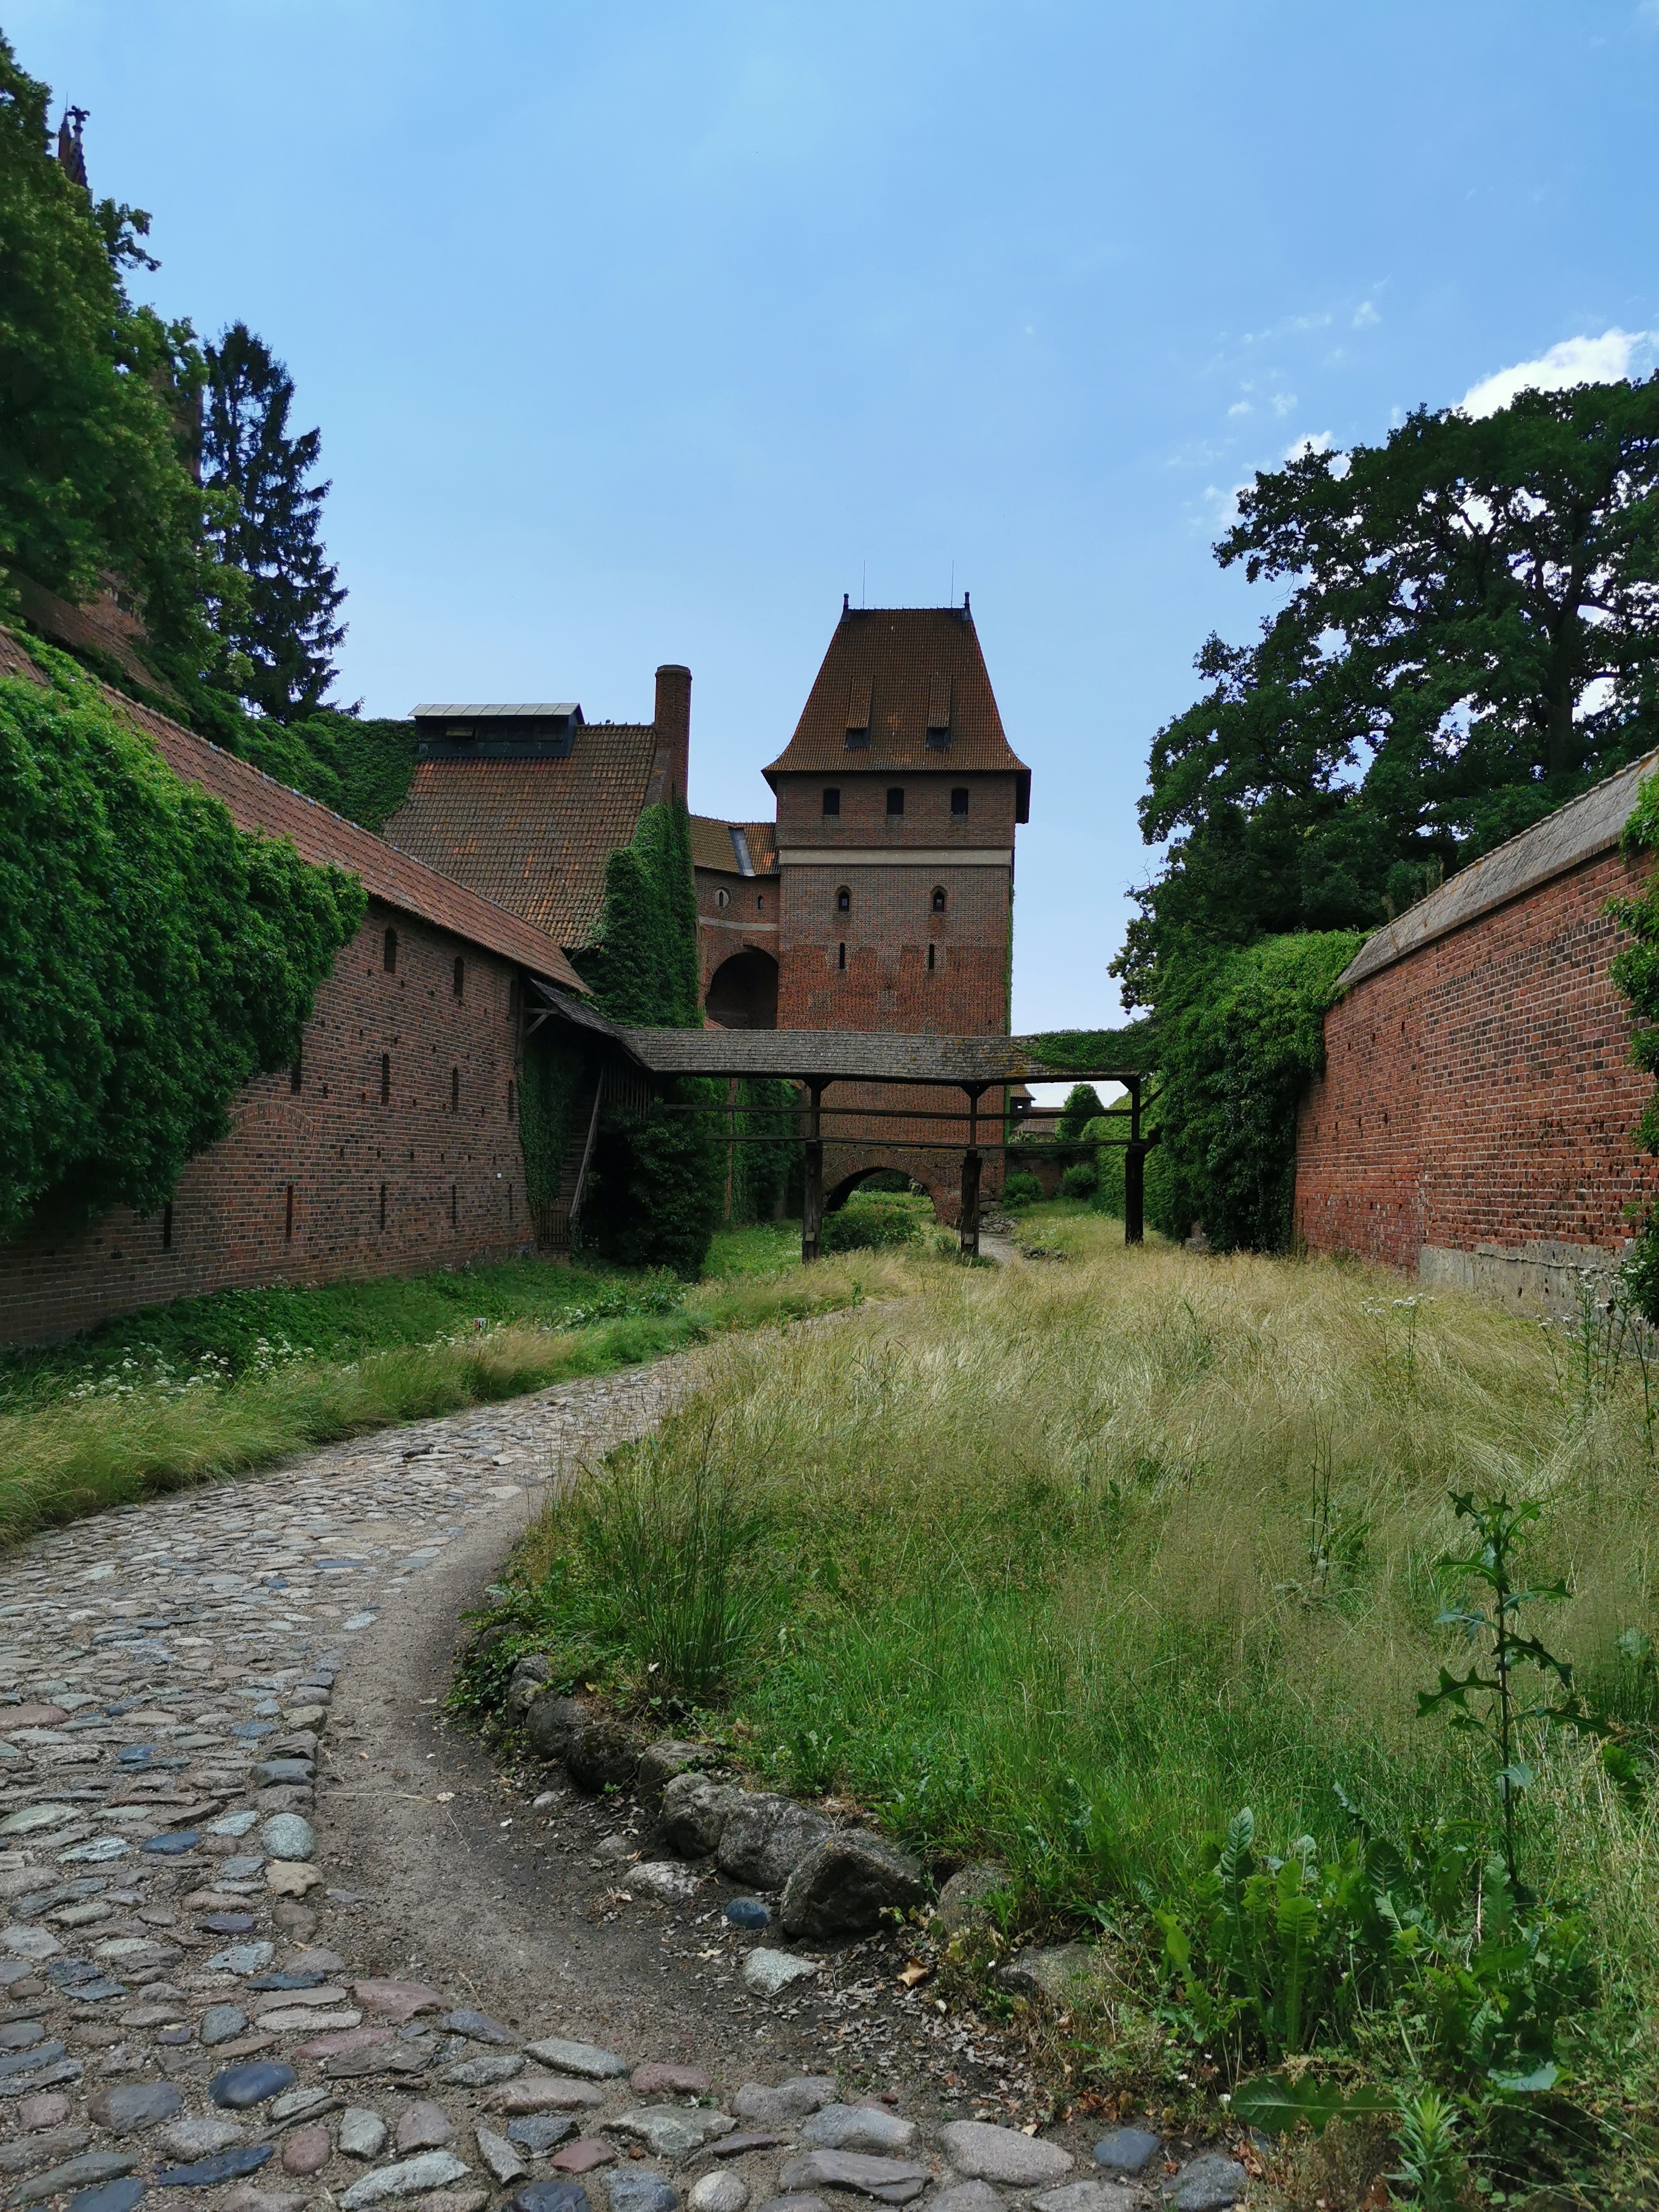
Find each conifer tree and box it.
[202,323,347,722]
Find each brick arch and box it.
[704,947,778,1030]
[824,1158,957,1223]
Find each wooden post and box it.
[802,1079,825,1264]
[959,1085,984,1258]
[1125,1074,1145,1246]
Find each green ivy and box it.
[0,645,364,1237]
[1607,774,1659,1319]
[1149,931,1364,1251]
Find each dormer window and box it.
[926,674,951,747]
[845,680,871,748]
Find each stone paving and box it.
[0,1352,1248,2212]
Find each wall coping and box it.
[1337,749,1659,990]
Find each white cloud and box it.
[1353,300,1380,329]
[1460,328,1654,417]
[1227,399,1252,417]
[1284,432,1334,462]
[1271,391,1297,417]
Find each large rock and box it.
[997,1943,1107,2008]
[1032,2187,1138,2212]
[635,1741,720,1808]
[732,2080,836,2126]
[525,1698,592,1763]
[612,2109,737,2162]
[779,1833,925,1937]
[930,1862,1008,1936]
[777,2153,931,2205]
[506,1658,555,1718]
[800,2110,918,2156]
[659,1774,742,1858]
[1163,2155,1247,2212]
[716,1796,832,1891]
[939,2125,1073,2187]
[565,1718,642,1794]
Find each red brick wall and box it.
[695,869,780,1007]
[1295,846,1659,1274]
[776,769,1017,1212]
[0,899,532,1346]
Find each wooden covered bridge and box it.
[526,987,1155,1260]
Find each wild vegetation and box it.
[482,1215,1659,2204]
[0,1226,913,1547]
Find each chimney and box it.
[654,663,691,807]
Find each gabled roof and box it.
[689,815,780,877]
[764,606,1030,803]
[1339,748,1659,990]
[0,625,587,992]
[380,723,659,950]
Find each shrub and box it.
[1056,1082,1106,1139]
[822,1195,924,1253]
[0,648,364,1236]
[1002,1170,1043,1205]
[1058,1160,1098,1199]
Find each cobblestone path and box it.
[0,1349,1230,2212]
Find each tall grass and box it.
[510,1218,1659,2133]
[0,1242,923,1546]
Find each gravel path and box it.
[0,1347,1236,2212]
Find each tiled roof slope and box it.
[765,606,1030,781]
[1339,749,1659,990]
[381,724,657,950]
[0,625,587,992]
[690,815,780,876]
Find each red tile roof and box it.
[380,724,659,950]
[0,627,588,992]
[690,815,780,877]
[765,606,1030,786]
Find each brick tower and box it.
[763,599,1031,1214]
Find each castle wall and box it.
[0,899,532,1346]
[1295,844,1659,1310]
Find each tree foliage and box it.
[1147,931,1363,1252]
[1056,1082,1105,1140]
[0,32,236,702]
[202,323,347,722]
[0,648,364,1238]
[1118,379,1659,1010]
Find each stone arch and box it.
[825,1164,951,1220]
[704,947,779,1030]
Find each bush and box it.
[1058,1160,1098,1199]
[1056,1082,1105,1140]
[1002,1170,1043,1205]
[822,1195,925,1253]
[0,648,364,1235]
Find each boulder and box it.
[938,2125,1073,2188]
[659,1775,742,1858]
[997,1943,1107,2008]
[525,1698,592,1764]
[635,1741,720,1808]
[1163,2155,1247,2212]
[716,1796,832,1891]
[565,1719,642,1795]
[779,1832,925,1937]
[506,1659,555,1718]
[930,1862,1008,1936]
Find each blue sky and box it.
[12,1,1659,1044]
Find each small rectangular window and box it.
[822,787,840,816]
[886,787,904,816]
[383,927,397,973]
[451,1183,458,1227]
[380,1053,390,1104]
[284,1183,294,1241]
[509,975,523,1019]
[290,1043,303,1093]
[951,786,970,816]
[838,942,846,971]
[379,1182,387,1230]
[453,956,464,999]
[161,1202,173,1252]
[451,1065,460,1111]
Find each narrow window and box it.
[290,1043,303,1093]
[383,927,397,973]
[927,942,936,971]
[838,942,846,971]
[886,786,905,816]
[509,974,522,1019]
[451,1183,458,1227]
[756,892,763,912]
[284,1183,294,1241]
[451,1065,460,1111]
[931,885,947,913]
[453,956,464,999]
[951,786,969,816]
[716,886,730,909]
[379,1182,387,1230]
[508,1079,517,1122]
[822,787,840,816]
[161,1202,173,1252]
[380,1052,390,1104]
[508,1182,514,1222]
[836,885,850,913]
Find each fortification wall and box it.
[1295,843,1659,1310]
[0,899,532,1345]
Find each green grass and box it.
[498,1219,1659,2192]
[0,1225,927,1546]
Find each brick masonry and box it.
[1295,845,1659,1303]
[0,899,532,1344]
